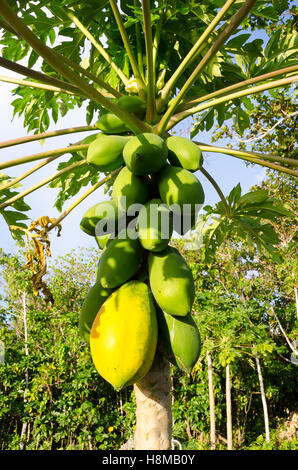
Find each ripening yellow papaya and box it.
[90,281,158,390]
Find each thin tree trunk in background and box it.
[206,348,216,450]
[226,363,233,450]
[255,354,270,443]
[19,291,29,450]
[134,353,172,450]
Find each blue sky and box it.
[0,79,267,260]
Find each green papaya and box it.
[87,135,130,171]
[96,228,144,288]
[112,166,150,211]
[137,198,173,252]
[157,309,201,373]
[79,282,113,344]
[166,136,203,171]
[95,233,112,250]
[148,246,195,317]
[80,200,119,237]
[157,165,205,214]
[95,113,129,134]
[117,95,146,119]
[77,133,103,158]
[173,210,198,236]
[123,133,168,176]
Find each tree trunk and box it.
[133,352,172,450]
[255,354,270,443]
[19,291,29,450]
[206,349,216,450]
[225,363,233,450]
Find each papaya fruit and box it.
[157,164,205,214]
[77,133,103,158]
[148,246,195,317]
[166,136,203,171]
[96,228,144,288]
[137,198,173,252]
[80,200,119,237]
[95,113,129,134]
[172,209,198,236]
[90,280,158,391]
[117,95,146,119]
[95,233,112,250]
[157,309,201,373]
[87,135,130,171]
[79,282,113,344]
[123,133,168,175]
[112,166,150,211]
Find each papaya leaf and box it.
[190,184,292,263]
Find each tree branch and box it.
[158,0,237,108]
[48,168,121,232]
[155,0,258,135]
[0,161,86,211]
[0,155,61,192]
[141,0,157,123]
[0,56,84,96]
[166,75,298,132]
[0,125,97,150]
[0,74,81,96]
[109,0,145,94]
[65,10,129,86]
[0,144,88,171]
[199,166,231,217]
[194,142,298,176]
[176,64,298,113]
[194,141,298,167]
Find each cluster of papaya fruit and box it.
[78,95,204,391]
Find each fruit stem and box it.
[158,0,237,110]
[155,0,258,135]
[0,161,86,211]
[65,9,130,87]
[0,126,97,150]
[166,75,298,132]
[199,167,231,218]
[47,168,121,232]
[0,144,89,171]
[141,0,157,124]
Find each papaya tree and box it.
[0,0,297,450]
